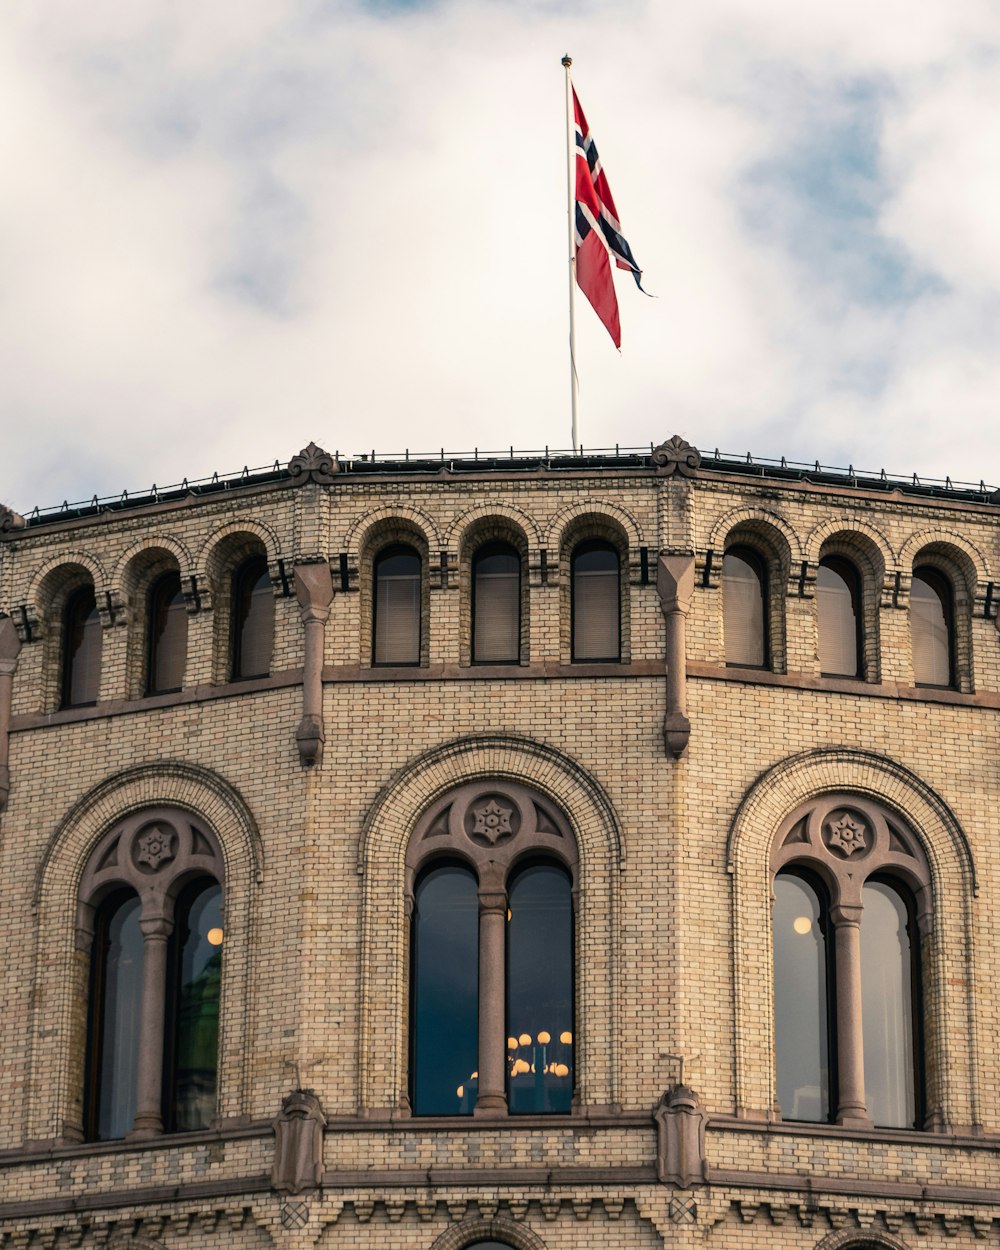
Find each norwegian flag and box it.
[572,88,646,349]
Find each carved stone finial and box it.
[272,1089,326,1195]
[0,505,26,533]
[288,442,340,484]
[654,1084,707,1188]
[652,436,701,477]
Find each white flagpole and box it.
[562,54,580,452]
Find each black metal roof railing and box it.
[14,444,1000,529]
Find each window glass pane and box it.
[473,545,520,662]
[572,543,620,661]
[168,881,223,1132]
[411,865,479,1115]
[910,569,952,686]
[817,558,861,677]
[861,880,918,1128]
[773,873,831,1122]
[148,573,187,693]
[232,558,273,679]
[723,550,766,667]
[374,547,421,665]
[63,586,102,706]
[90,893,144,1140]
[506,863,574,1114]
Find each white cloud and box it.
[1,0,999,510]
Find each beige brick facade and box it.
[0,438,997,1249]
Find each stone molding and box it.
[288,441,340,483]
[651,436,701,476]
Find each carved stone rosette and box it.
[288,441,340,484]
[651,436,701,476]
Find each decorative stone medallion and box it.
[133,823,177,872]
[824,811,869,858]
[469,798,515,845]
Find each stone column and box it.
[0,616,22,811]
[294,562,334,767]
[831,903,871,1127]
[474,878,508,1117]
[656,555,696,758]
[130,914,173,1139]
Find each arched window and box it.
[408,782,577,1117]
[817,556,862,678]
[62,584,102,707]
[910,566,953,687]
[80,809,225,1140]
[771,796,928,1129]
[230,556,273,680]
[722,546,768,667]
[571,541,620,662]
[373,544,422,665]
[472,543,521,664]
[147,571,187,694]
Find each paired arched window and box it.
[722,546,769,667]
[771,796,928,1129]
[81,809,224,1140]
[571,540,620,662]
[408,781,577,1117]
[230,556,273,680]
[62,584,102,707]
[472,543,522,664]
[373,544,422,665]
[147,572,187,694]
[910,566,954,688]
[817,556,862,678]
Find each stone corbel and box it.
[654,1084,708,1188]
[0,615,21,811]
[294,562,334,767]
[657,555,695,759]
[272,1089,326,1194]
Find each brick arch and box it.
[803,517,893,574]
[726,748,978,1131]
[812,1231,912,1250]
[430,1217,547,1250]
[706,506,804,565]
[26,551,108,611]
[898,528,989,590]
[342,504,442,555]
[544,499,645,553]
[445,502,541,550]
[111,534,196,591]
[27,762,263,1143]
[356,734,624,1114]
[197,518,284,572]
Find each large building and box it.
[0,436,996,1250]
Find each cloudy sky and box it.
[3,0,1000,512]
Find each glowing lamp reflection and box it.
[792,916,812,935]
[207,927,224,946]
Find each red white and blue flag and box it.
[572,88,646,349]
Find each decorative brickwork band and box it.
[272,1088,326,1194]
[294,562,334,767]
[656,555,696,758]
[0,615,22,811]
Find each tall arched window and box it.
[373,544,422,666]
[147,571,187,694]
[817,556,862,678]
[722,547,768,667]
[230,556,273,680]
[771,796,928,1129]
[472,543,521,664]
[910,566,953,687]
[80,809,225,1140]
[407,782,577,1117]
[571,541,620,662]
[62,584,102,707]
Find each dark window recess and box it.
[571,541,620,662]
[640,547,649,585]
[147,572,187,694]
[410,863,479,1115]
[817,556,862,678]
[910,566,954,687]
[231,557,274,680]
[472,542,521,663]
[339,553,350,593]
[722,546,768,668]
[62,584,102,707]
[373,545,422,665]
